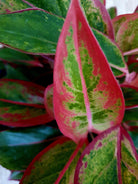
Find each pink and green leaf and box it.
[20,137,86,184]
[54,0,125,143]
[0,79,45,105]
[92,28,127,76]
[0,100,53,127]
[74,125,138,183]
[80,0,114,39]
[44,84,54,119]
[123,121,138,132]
[116,14,138,52]
[0,0,30,14]
[0,79,54,127]
[127,55,138,73]
[112,13,137,36]
[0,9,64,55]
[99,0,106,6]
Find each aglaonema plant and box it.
[0,0,137,183]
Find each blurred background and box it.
[0,0,137,184]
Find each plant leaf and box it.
[74,125,138,183]
[108,6,117,19]
[0,47,32,61]
[4,64,29,81]
[0,79,45,105]
[129,131,138,153]
[0,0,30,14]
[80,0,114,39]
[123,121,138,132]
[99,0,106,5]
[25,0,70,18]
[92,28,127,76]
[44,84,54,118]
[116,14,138,52]
[0,125,61,170]
[0,47,42,67]
[112,13,137,36]
[0,101,53,127]
[123,107,138,122]
[20,137,85,184]
[54,0,125,143]
[0,9,64,54]
[127,55,138,73]
[121,84,138,108]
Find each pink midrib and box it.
[74,19,93,132]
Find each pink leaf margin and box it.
[74,125,138,184]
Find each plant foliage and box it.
[0,0,137,183]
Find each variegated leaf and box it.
[0,101,53,127]
[20,137,86,184]
[80,0,114,39]
[74,125,138,183]
[116,14,138,52]
[54,0,125,143]
[112,13,137,36]
[0,0,30,14]
[0,79,45,105]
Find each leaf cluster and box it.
[0,0,137,183]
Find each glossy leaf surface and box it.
[44,84,54,118]
[0,0,30,14]
[80,0,114,39]
[54,0,125,143]
[0,79,45,105]
[20,137,84,184]
[26,0,70,18]
[0,125,61,170]
[0,9,64,54]
[92,28,126,76]
[116,14,138,52]
[75,125,138,183]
